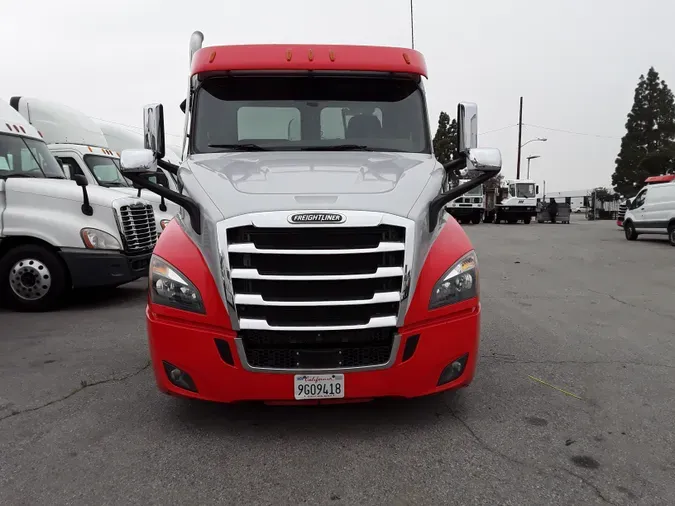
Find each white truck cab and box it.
[494,178,539,224]
[9,97,177,234]
[0,99,156,311]
[446,179,484,224]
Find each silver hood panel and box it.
[183,151,443,221]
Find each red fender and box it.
[403,218,478,328]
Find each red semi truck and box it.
[119,31,502,404]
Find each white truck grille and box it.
[225,223,407,370]
[118,204,157,253]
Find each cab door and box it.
[630,188,648,231]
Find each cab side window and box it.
[632,190,647,209]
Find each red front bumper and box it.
[147,306,480,404]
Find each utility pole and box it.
[516,96,523,179]
[410,0,415,49]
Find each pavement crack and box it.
[587,289,675,321]
[481,356,675,369]
[0,361,151,422]
[446,402,618,505]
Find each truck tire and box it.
[471,214,481,225]
[624,221,638,241]
[0,244,69,312]
[668,223,675,246]
[523,217,531,224]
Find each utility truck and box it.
[119,32,502,405]
[445,179,484,224]
[491,178,538,224]
[10,97,176,234]
[0,99,156,311]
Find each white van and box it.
[0,99,156,311]
[9,97,176,234]
[623,180,675,246]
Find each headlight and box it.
[80,228,122,250]
[149,255,205,313]
[160,219,171,230]
[429,250,478,310]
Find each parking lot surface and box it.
[1,216,674,506]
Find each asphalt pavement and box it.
[1,215,674,506]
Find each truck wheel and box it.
[0,244,69,312]
[471,215,481,225]
[523,217,532,224]
[668,223,675,246]
[624,221,638,241]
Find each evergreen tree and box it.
[433,112,460,183]
[612,67,675,196]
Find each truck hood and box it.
[4,178,147,207]
[183,151,440,219]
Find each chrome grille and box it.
[618,203,627,221]
[118,204,157,253]
[226,223,406,370]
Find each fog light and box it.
[163,361,198,392]
[437,353,469,386]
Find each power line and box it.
[524,123,620,140]
[479,124,518,136]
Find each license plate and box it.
[294,374,344,400]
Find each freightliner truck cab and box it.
[120,32,502,404]
[0,99,156,311]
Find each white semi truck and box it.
[491,178,539,224]
[9,97,177,234]
[0,99,156,311]
[445,179,484,224]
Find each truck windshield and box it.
[515,183,536,198]
[465,185,483,196]
[0,133,65,179]
[84,154,130,187]
[192,75,430,154]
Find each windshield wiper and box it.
[300,144,371,151]
[208,143,269,151]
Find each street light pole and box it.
[516,97,523,179]
[410,0,415,49]
[526,155,541,179]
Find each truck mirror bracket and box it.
[124,172,202,235]
[428,170,496,233]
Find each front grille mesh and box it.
[118,204,157,253]
[226,222,407,370]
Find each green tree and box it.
[612,67,675,196]
[433,111,460,182]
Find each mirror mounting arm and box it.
[158,159,179,176]
[124,172,202,235]
[428,170,496,233]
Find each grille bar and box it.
[235,292,401,306]
[231,266,403,281]
[228,242,405,255]
[239,315,398,331]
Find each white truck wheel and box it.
[0,244,69,312]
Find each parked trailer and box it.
[118,32,503,405]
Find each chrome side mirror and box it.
[457,102,478,153]
[143,103,166,160]
[120,149,158,174]
[466,148,502,173]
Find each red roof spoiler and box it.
[644,174,675,184]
